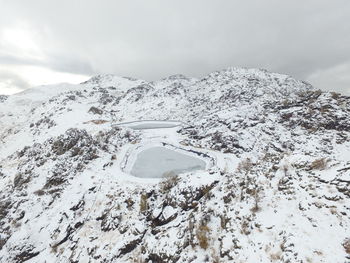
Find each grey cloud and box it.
[0,0,350,93]
[44,54,95,75]
[0,53,94,76]
[0,55,33,66]
[306,63,350,95]
[0,71,30,90]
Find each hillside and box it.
[0,67,349,262]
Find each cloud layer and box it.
[0,0,349,94]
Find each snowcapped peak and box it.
[161,74,191,81]
[83,74,136,84]
[203,66,286,81]
[82,73,146,91]
[151,74,198,89]
[195,66,315,103]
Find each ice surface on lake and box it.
[130,122,180,130]
[118,120,182,130]
[130,147,206,178]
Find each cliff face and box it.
[0,67,349,262]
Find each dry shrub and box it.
[159,172,179,193]
[236,158,253,174]
[33,189,45,196]
[210,248,220,263]
[139,193,148,213]
[220,214,230,229]
[282,99,290,107]
[240,217,251,235]
[188,216,196,248]
[306,257,312,263]
[251,187,262,213]
[196,224,210,249]
[282,164,289,176]
[310,158,328,170]
[125,198,134,209]
[83,119,109,125]
[330,92,340,99]
[269,251,281,261]
[343,238,350,254]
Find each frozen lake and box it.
[117,120,182,130]
[130,147,206,178]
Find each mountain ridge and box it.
[0,67,349,262]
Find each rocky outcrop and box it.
[0,67,349,262]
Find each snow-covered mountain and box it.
[0,67,349,262]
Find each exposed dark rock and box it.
[117,232,146,257]
[13,173,31,189]
[70,199,85,211]
[96,210,121,232]
[147,252,180,263]
[0,95,8,103]
[13,245,40,263]
[0,203,11,230]
[88,106,103,115]
[52,128,94,156]
[151,212,178,227]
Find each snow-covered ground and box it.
[0,67,349,262]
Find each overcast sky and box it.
[0,0,350,95]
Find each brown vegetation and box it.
[310,158,328,170]
[196,224,210,249]
[83,119,109,125]
[343,238,350,254]
[159,173,179,193]
[236,158,253,174]
[139,193,148,213]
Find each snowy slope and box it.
[0,67,349,263]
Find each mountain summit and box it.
[0,67,349,262]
